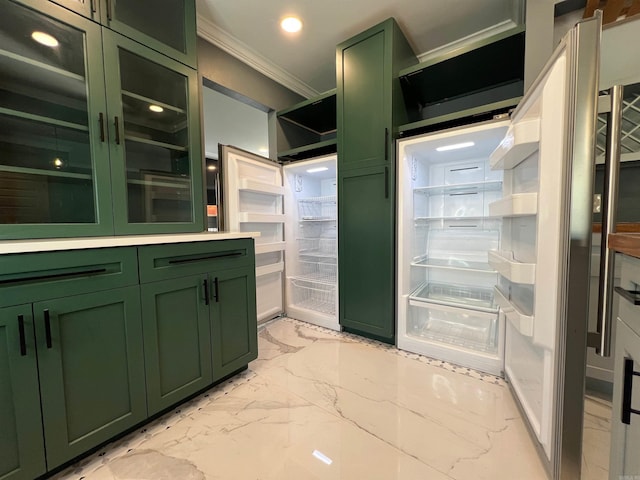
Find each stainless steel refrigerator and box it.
[396,14,620,479]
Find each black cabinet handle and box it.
[622,358,640,425]
[615,286,640,305]
[168,251,244,265]
[106,0,113,20]
[384,128,389,161]
[44,309,52,349]
[203,279,210,306]
[214,277,219,303]
[18,315,26,356]
[99,112,105,142]
[114,116,121,145]
[384,167,389,199]
[90,0,96,13]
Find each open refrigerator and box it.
[398,15,604,478]
[219,145,339,330]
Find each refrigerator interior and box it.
[283,156,339,330]
[397,121,508,375]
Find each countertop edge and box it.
[608,233,640,260]
[0,232,261,255]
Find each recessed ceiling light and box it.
[307,167,328,173]
[32,31,59,48]
[436,141,475,152]
[52,157,64,169]
[149,104,164,113]
[281,16,302,33]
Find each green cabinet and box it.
[34,287,146,470]
[141,275,212,415]
[49,0,196,67]
[1,0,202,240]
[0,305,46,480]
[211,267,258,381]
[336,19,415,343]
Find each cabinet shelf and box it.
[278,139,337,161]
[238,212,285,224]
[494,286,534,337]
[490,118,540,170]
[409,282,496,313]
[414,180,502,196]
[0,106,89,132]
[239,178,284,196]
[277,89,336,135]
[121,90,185,114]
[0,164,92,180]
[124,134,188,152]
[488,250,536,284]
[411,257,495,273]
[489,192,538,217]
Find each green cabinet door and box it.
[0,305,46,480]
[210,267,258,381]
[338,166,395,343]
[34,287,146,469]
[141,275,212,415]
[102,28,204,235]
[49,0,101,22]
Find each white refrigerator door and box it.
[490,15,601,479]
[220,145,285,323]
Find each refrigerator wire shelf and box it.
[290,278,336,315]
[298,237,337,257]
[298,196,337,221]
[410,282,496,312]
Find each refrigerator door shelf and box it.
[256,262,284,277]
[409,282,497,313]
[488,192,538,217]
[488,250,536,284]
[489,118,540,171]
[238,212,285,223]
[239,178,285,196]
[494,286,534,336]
[255,242,286,255]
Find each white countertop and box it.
[0,232,261,255]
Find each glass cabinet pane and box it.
[117,48,193,224]
[0,1,101,227]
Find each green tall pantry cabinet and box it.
[337,19,416,343]
[1,0,202,240]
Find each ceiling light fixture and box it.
[32,31,59,48]
[149,104,164,113]
[306,167,328,174]
[207,165,217,171]
[436,141,475,152]
[281,16,302,33]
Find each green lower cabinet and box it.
[211,267,258,381]
[141,275,213,415]
[34,287,147,470]
[0,305,46,480]
[338,166,395,343]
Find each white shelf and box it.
[409,282,497,313]
[494,287,534,337]
[238,212,285,223]
[411,257,495,273]
[239,178,284,196]
[255,242,286,254]
[256,262,284,277]
[488,192,538,217]
[490,118,540,170]
[488,250,536,284]
[413,180,502,196]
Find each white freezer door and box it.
[490,15,601,479]
[220,145,285,322]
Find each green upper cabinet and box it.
[0,305,46,480]
[0,0,114,240]
[336,18,416,171]
[48,0,196,68]
[34,286,146,469]
[103,29,203,234]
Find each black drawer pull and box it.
[214,277,220,303]
[615,286,640,305]
[384,167,389,199]
[622,358,640,425]
[18,315,26,356]
[168,252,244,265]
[0,267,108,286]
[99,112,105,142]
[44,309,52,349]
[384,128,389,161]
[114,116,121,145]
[203,279,210,306]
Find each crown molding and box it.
[197,14,319,99]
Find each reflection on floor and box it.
[54,318,549,480]
[582,394,612,480]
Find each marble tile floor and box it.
[581,394,612,480]
[54,317,554,480]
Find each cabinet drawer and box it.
[618,254,640,337]
[0,248,139,307]
[138,239,254,283]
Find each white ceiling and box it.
[196,0,524,97]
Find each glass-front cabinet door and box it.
[103,29,203,235]
[102,0,196,68]
[0,0,113,240]
[49,0,100,22]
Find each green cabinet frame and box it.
[48,0,100,22]
[0,305,46,480]
[34,287,146,469]
[141,275,212,415]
